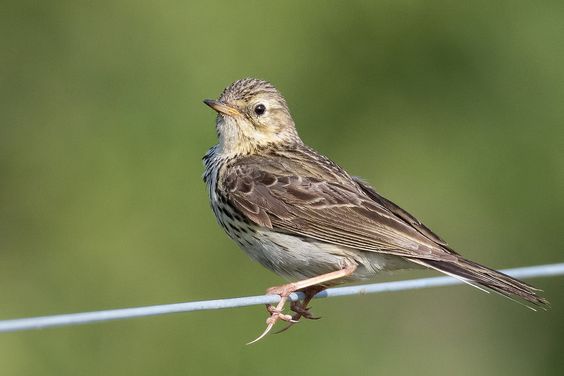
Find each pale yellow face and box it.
[204,79,300,155]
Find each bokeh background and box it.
[1,1,563,375]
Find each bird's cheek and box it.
[239,121,261,135]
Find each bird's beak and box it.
[203,99,241,117]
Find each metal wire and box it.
[0,263,562,333]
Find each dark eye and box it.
[254,104,266,116]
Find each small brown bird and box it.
[203,78,548,343]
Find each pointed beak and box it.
[203,99,241,117]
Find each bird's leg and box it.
[247,264,357,344]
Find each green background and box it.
[1,1,563,375]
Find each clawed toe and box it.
[247,321,276,345]
[290,301,321,320]
[247,295,296,344]
[266,311,295,324]
[272,305,321,334]
[247,277,340,344]
[248,311,298,344]
[302,312,321,320]
[250,294,324,341]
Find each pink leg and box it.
[247,264,357,344]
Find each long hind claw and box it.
[247,295,296,345]
[247,265,356,344]
[247,321,276,345]
[247,306,297,344]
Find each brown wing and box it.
[351,176,461,252]
[219,152,548,307]
[220,152,457,262]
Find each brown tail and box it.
[412,257,549,309]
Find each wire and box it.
[0,263,562,333]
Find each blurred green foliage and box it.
[1,1,563,375]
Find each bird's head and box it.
[204,78,301,155]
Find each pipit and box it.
[202,78,548,343]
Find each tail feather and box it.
[410,257,550,309]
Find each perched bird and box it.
[202,78,548,343]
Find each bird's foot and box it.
[290,300,321,320]
[273,287,324,334]
[247,283,299,344]
[247,268,353,344]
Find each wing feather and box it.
[220,153,457,262]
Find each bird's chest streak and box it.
[207,187,401,282]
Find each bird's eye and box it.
[254,104,266,116]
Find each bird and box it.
[202,78,548,343]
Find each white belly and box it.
[239,229,413,282]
